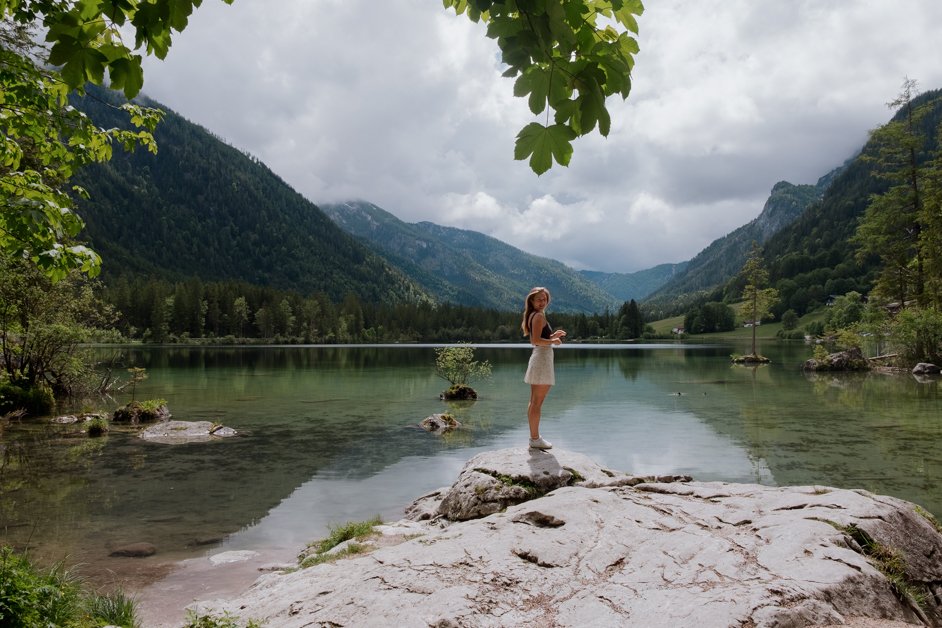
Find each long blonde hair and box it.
[521,287,551,336]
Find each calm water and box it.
[1,342,940,589]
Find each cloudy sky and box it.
[138,1,942,274]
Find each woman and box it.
[521,287,566,450]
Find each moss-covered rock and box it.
[803,347,871,372]
[112,400,171,424]
[441,384,477,401]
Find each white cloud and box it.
[138,0,942,273]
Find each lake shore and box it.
[188,448,942,627]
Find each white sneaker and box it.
[529,436,553,450]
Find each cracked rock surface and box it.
[192,449,942,627]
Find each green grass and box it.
[648,314,684,336]
[298,517,382,569]
[648,306,830,341]
[0,545,140,627]
[84,589,139,627]
[183,610,263,628]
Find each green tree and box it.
[435,345,492,387]
[683,301,734,334]
[0,18,162,279]
[615,299,643,338]
[232,295,249,338]
[888,306,942,364]
[738,243,779,357]
[0,254,114,398]
[3,1,641,281]
[853,78,931,307]
[920,119,942,309]
[781,309,799,331]
[825,291,865,331]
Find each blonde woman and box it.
[521,287,566,450]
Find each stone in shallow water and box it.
[209,550,260,565]
[109,542,156,558]
[138,420,237,444]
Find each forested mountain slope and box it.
[762,88,942,316]
[641,87,942,320]
[643,180,827,317]
[579,263,688,303]
[71,87,427,304]
[321,201,621,313]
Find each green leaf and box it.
[514,122,576,175]
[109,55,145,98]
[168,0,198,32]
[513,66,551,115]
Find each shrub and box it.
[0,546,81,627]
[434,346,491,387]
[889,307,942,365]
[85,416,110,437]
[84,589,139,627]
[0,383,55,417]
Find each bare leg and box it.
[528,384,552,439]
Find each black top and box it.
[529,312,553,340]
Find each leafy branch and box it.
[445,0,644,174]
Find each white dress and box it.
[524,346,555,385]
[524,313,555,385]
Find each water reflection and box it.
[1,343,939,588]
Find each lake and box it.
[1,342,940,621]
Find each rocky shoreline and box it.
[178,448,942,627]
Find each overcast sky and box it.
[138,1,942,274]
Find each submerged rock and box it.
[420,413,461,434]
[138,420,237,444]
[109,542,156,558]
[191,449,942,627]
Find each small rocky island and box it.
[191,449,942,627]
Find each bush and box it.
[84,589,139,627]
[0,383,55,417]
[0,547,81,627]
[85,416,109,437]
[0,547,140,627]
[434,346,491,387]
[889,307,942,365]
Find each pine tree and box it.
[853,78,933,307]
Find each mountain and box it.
[70,87,427,304]
[320,201,621,313]
[642,178,829,316]
[578,262,689,303]
[763,87,942,316]
[641,87,942,320]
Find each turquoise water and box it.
[1,342,939,586]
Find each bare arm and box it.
[529,313,562,347]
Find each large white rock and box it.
[191,449,942,627]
